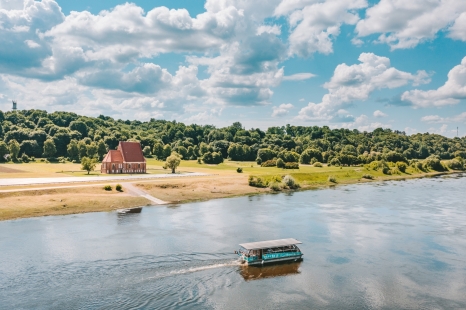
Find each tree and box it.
[166,152,181,173]
[69,121,88,137]
[43,139,57,158]
[162,144,172,159]
[276,158,285,168]
[8,139,20,160]
[77,140,87,159]
[20,140,41,157]
[0,141,8,162]
[67,140,79,160]
[143,145,152,156]
[97,140,107,160]
[81,156,97,174]
[153,143,164,160]
[87,142,98,158]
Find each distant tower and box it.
[12,100,17,111]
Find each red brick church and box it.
[101,141,146,174]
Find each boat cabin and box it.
[236,238,303,266]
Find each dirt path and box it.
[122,183,168,205]
[0,172,211,186]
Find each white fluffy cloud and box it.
[272,103,293,117]
[356,0,466,50]
[421,112,466,123]
[0,0,65,77]
[373,110,388,117]
[46,3,245,61]
[188,32,286,106]
[297,53,429,121]
[402,57,466,107]
[449,12,466,41]
[276,0,367,56]
[283,72,315,81]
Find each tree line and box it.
[0,109,465,168]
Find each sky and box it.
[0,0,465,136]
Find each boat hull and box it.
[242,254,303,266]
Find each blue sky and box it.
[0,0,465,136]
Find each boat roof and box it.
[239,238,302,250]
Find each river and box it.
[1,174,465,309]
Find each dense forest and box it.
[0,109,465,170]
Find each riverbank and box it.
[0,160,462,221]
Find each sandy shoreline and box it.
[0,169,460,222]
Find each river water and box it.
[1,174,465,309]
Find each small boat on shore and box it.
[117,207,142,214]
[235,238,303,266]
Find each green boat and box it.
[235,238,303,266]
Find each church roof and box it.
[119,141,145,163]
[102,150,123,163]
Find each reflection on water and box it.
[240,262,302,281]
[0,175,465,309]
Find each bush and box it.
[329,157,341,167]
[362,174,374,179]
[256,158,262,165]
[236,167,243,173]
[276,158,285,168]
[382,166,391,175]
[313,162,322,167]
[269,182,282,191]
[423,155,444,171]
[446,158,464,170]
[284,162,299,169]
[115,184,123,192]
[249,175,282,188]
[248,176,267,188]
[396,161,408,173]
[197,158,202,164]
[310,157,318,165]
[283,175,299,189]
[261,159,277,167]
[21,153,30,163]
[328,176,337,183]
[103,185,112,191]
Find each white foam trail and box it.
[146,260,242,280]
[169,260,242,275]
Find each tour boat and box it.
[235,238,303,266]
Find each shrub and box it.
[256,158,262,165]
[236,167,243,173]
[396,161,408,173]
[423,155,444,171]
[313,162,322,167]
[115,184,123,192]
[248,176,267,188]
[328,176,337,183]
[103,185,112,191]
[197,158,202,164]
[329,157,341,167]
[446,158,464,170]
[276,158,285,168]
[310,157,318,165]
[382,166,391,175]
[284,162,299,169]
[283,175,299,189]
[261,159,277,167]
[21,153,30,163]
[249,175,282,188]
[362,174,374,179]
[269,182,282,191]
